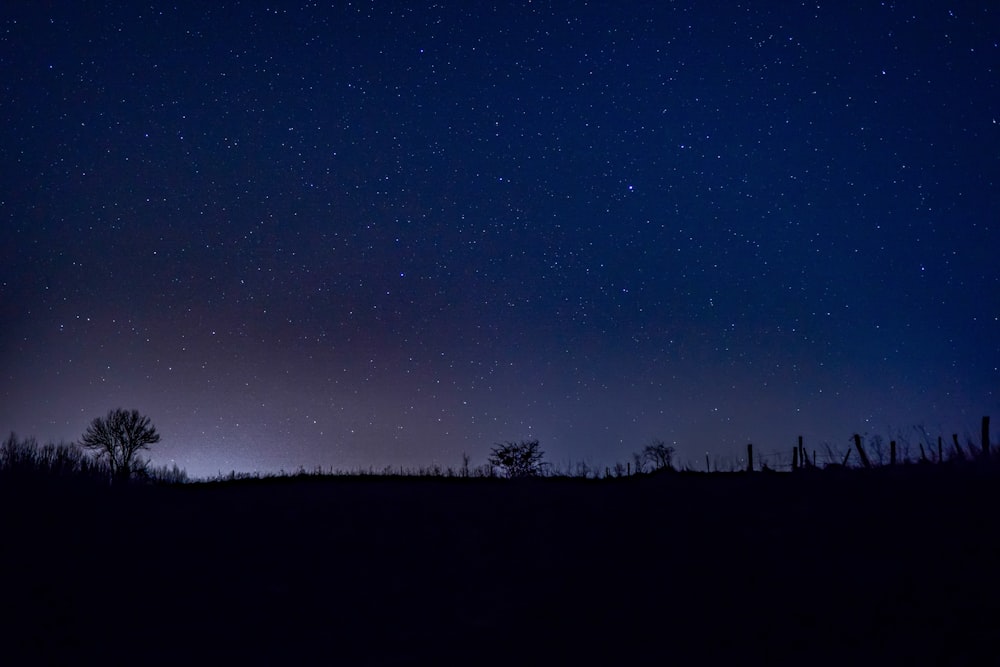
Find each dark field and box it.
[3,467,998,665]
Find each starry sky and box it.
[2,1,998,478]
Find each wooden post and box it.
[853,434,872,468]
[890,440,896,466]
[983,416,991,457]
[627,461,631,476]
[706,454,711,473]
[953,433,962,460]
[747,444,754,472]
[813,450,817,466]
[792,447,799,471]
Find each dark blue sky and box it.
[2,1,998,477]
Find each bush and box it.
[488,440,546,479]
[0,433,111,482]
[639,440,675,472]
[147,463,190,485]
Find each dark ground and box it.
[2,466,998,665]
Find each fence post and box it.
[853,434,872,468]
[890,440,896,466]
[747,444,754,472]
[706,454,711,473]
[792,447,799,471]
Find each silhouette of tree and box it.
[489,440,545,478]
[641,440,675,471]
[80,408,160,482]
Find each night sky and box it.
[2,1,998,478]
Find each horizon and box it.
[3,413,993,481]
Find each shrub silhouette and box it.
[146,462,190,484]
[488,440,545,478]
[80,408,160,483]
[1,433,111,482]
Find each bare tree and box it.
[80,408,160,482]
[488,440,545,479]
[641,440,675,471]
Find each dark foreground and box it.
[3,466,998,665]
